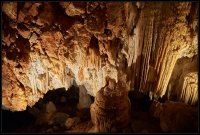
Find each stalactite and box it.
[2,2,198,111]
[45,67,48,93]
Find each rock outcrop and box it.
[149,100,198,133]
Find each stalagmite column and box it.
[90,77,131,132]
[179,72,198,105]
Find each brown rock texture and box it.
[2,1,198,113]
[149,101,198,133]
[90,78,131,132]
[179,72,198,105]
[166,56,198,105]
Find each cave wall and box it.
[2,2,198,111]
[166,55,198,105]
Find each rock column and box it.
[90,78,131,132]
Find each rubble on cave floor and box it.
[2,86,93,133]
[2,89,197,133]
[2,89,161,133]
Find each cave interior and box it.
[1,1,199,133]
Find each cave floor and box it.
[3,89,162,133]
[5,110,161,133]
[65,111,161,133]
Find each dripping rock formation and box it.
[1,1,198,133]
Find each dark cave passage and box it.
[2,86,94,133]
[2,88,198,133]
[2,88,164,133]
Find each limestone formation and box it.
[65,117,81,129]
[90,77,131,132]
[77,85,92,110]
[179,72,198,105]
[149,100,198,133]
[166,56,198,105]
[1,2,198,132]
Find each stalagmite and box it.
[90,77,131,132]
[179,72,198,105]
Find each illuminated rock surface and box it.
[1,1,198,133]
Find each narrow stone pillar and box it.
[77,85,92,110]
[90,78,131,132]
